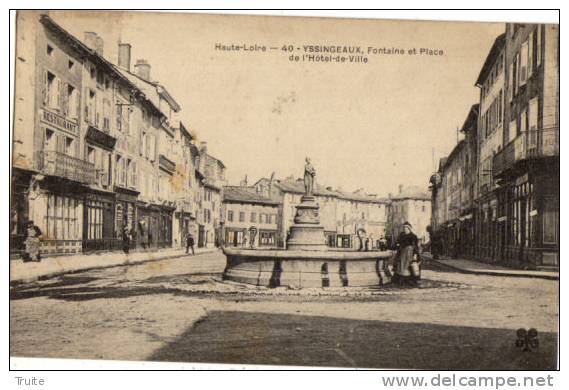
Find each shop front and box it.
[174,209,195,249]
[82,189,116,252]
[114,187,139,245]
[503,169,559,268]
[225,227,246,247]
[29,177,86,256]
[259,229,278,247]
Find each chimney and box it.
[398,184,404,194]
[84,32,103,55]
[118,43,132,71]
[199,141,208,154]
[134,59,151,81]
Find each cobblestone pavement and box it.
[10,251,559,369]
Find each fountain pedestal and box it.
[286,195,327,251]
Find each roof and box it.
[441,139,468,172]
[460,104,479,135]
[391,186,431,201]
[204,180,221,192]
[273,179,339,197]
[223,186,280,206]
[336,191,389,204]
[475,33,506,86]
[113,66,163,114]
[41,15,165,118]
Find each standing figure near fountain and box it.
[393,221,422,286]
[304,157,316,196]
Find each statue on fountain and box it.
[304,157,316,197]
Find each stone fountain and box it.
[222,158,393,288]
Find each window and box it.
[520,41,528,86]
[44,71,59,110]
[43,194,79,240]
[528,31,534,78]
[85,88,96,124]
[100,151,110,187]
[520,108,527,135]
[260,232,275,246]
[116,105,122,132]
[87,146,96,164]
[115,155,126,186]
[251,212,257,223]
[537,25,542,66]
[239,211,245,222]
[68,60,74,70]
[65,137,75,157]
[127,159,134,187]
[46,44,54,56]
[528,98,539,131]
[102,99,111,131]
[90,67,96,80]
[227,210,234,222]
[96,71,104,89]
[65,84,78,120]
[509,120,517,143]
[86,201,103,240]
[44,129,56,152]
[542,197,558,245]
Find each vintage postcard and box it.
[10,10,559,371]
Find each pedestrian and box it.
[378,236,387,251]
[393,222,422,286]
[186,232,195,255]
[23,221,42,262]
[122,226,131,254]
[365,237,370,251]
[139,220,149,250]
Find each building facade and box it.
[429,23,559,270]
[493,23,559,268]
[388,185,431,245]
[11,12,217,258]
[196,143,226,248]
[429,105,479,258]
[473,33,507,263]
[222,186,280,248]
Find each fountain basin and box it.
[222,248,394,288]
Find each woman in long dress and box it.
[24,221,42,262]
[393,221,421,285]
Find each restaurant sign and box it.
[40,108,78,135]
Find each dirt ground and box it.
[10,251,559,369]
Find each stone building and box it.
[196,142,226,248]
[474,32,507,263]
[11,12,215,257]
[429,23,559,270]
[387,185,431,245]
[222,186,280,248]
[492,23,559,268]
[252,176,390,249]
[429,105,478,258]
[334,191,389,249]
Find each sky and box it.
[48,11,504,197]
